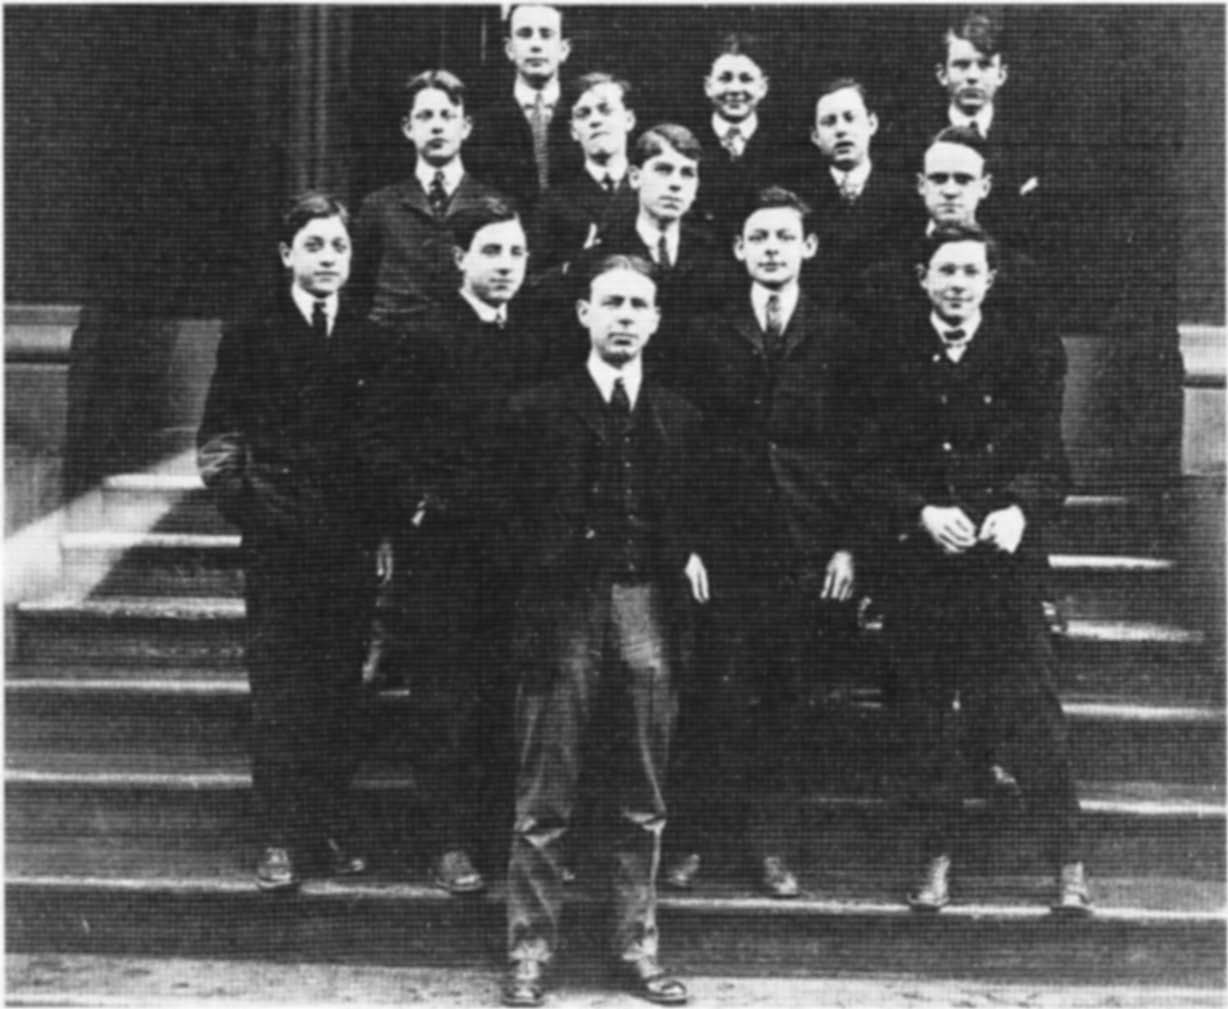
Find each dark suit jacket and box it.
[528,170,639,276]
[467,91,580,213]
[350,172,504,327]
[862,305,1070,604]
[499,371,706,605]
[197,289,382,551]
[677,290,865,580]
[791,163,918,310]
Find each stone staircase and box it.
[6,458,1226,987]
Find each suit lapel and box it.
[564,371,609,442]
[733,296,765,354]
[780,291,817,360]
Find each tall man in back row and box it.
[500,254,708,1007]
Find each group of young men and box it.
[198,6,1091,1006]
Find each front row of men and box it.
[199,185,1091,1008]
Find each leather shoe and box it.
[761,856,800,899]
[1051,861,1094,916]
[613,957,688,1005]
[664,853,701,890]
[255,846,299,892]
[431,849,486,895]
[501,959,546,1007]
[907,853,951,911]
[324,837,367,877]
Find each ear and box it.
[915,262,929,289]
[733,235,747,263]
[400,116,414,143]
[703,73,717,101]
[985,268,997,290]
[459,114,473,143]
[504,36,517,65]
[980,173,993,199]
[801,233,819,260]
[624,109,637,134]
[628,165,642,191]
[569,118,581,144]
[760,73,771,97]
[916,173,927,197]
[558,37,572,65]
[867,111,879,137]
[643,304,661,340]
[278,242,293,268]
[576,297,591,330]
[810,126,822,151]
[453,245,468,273]
[935,62,949,88]
[998,60,1009,85]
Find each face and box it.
[630,142,699,225]
[704,53,769,124]
[937,37,1008,114]
[455,218,528,307]
[919,239,995,324]
[570,82,636,162]
[279,214,351,298]
[577,267,660,367]
[811,86,878,170]
[402,87,471,167]
[734,207,817,289]
[918,141,992,226]
[505,5,570,86]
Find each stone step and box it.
[100,473,232,534]
[6,755,1223,881]
[60,532,243,596]
[5,841,1224,986]
[6,677,1223,787]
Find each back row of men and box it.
[199,7,1088,1008]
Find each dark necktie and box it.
[610,376,631,417]
[429,170,449,218]
[601,173,615,194]
[764,292,784,344]
[530,92,550,191]
[722,126,743,160]
[656,233,671,269]
[312,300,329,341]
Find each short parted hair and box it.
[567,71,634,112]
[403,69,466,116]
[280,191,350,246]
[585,252,658,293]
[710,30,766,71]
[504,4,565,35]
[741,185,813,230]
[917,221,1000,271]
[926,124,993,173]
[449,195,523,252]
[815,76,873,113]
[943,10,1006,60]
[631,123,703,168]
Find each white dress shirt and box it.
[291,286,338,336]
[460,287,508,327]
[587,351,643,409]
[635,214,680,267]
[829,159,873,199]
[930,310,983,363]
[751,281,799,334]
[947,103,995,137]
[516,77,560,119]
[585,155,628,189]
[712,111,759,156]
[415,158,464,198]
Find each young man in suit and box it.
[529,72,639,277]
[500,254,707,1007]
[197,192,381,892]
[351,69,502,331]
[366,196,542,896]
[795,77,914,308]
[664,187,862,897]
[690,32,789,240]
[864,223,1091,916]
[468,4,579,213]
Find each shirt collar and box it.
[751,281,799,331]
[712,111,758,143]
[291,286,338,334]
[930,310,982,344]
[585,155,628,187]
[415,158,464,197]
[516,77,560,112]
[635,213,680,263]
[586,351,643,408]
[947,103,995,136]
[829,158,873,193]
[459,287,507,326]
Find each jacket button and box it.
[584,528,597,540]
[986,443,995,454]
[939,394,948,405]
[942,441,953,452]
[983,393,993,404]
[932,353,943,364]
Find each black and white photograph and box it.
[4,3,1224,1006]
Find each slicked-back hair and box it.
[567,71,634,112]
[917,221,1000,272]
[585,252,658,294]
[815,76,873,113]
[711,30,766,72]
[926,124,993,175]
[741,185,813,230]
[450,195,523,253]
[404,69,466,116]
[943,9,1006,59]
[631,123,703,168]
[280,191,350,246]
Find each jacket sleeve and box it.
[1002,330,1072,525]
[196,325,252,528]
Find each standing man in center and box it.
[500,254,708,1007]
[469,4,579,214]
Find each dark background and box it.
[5,4,1224,329]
